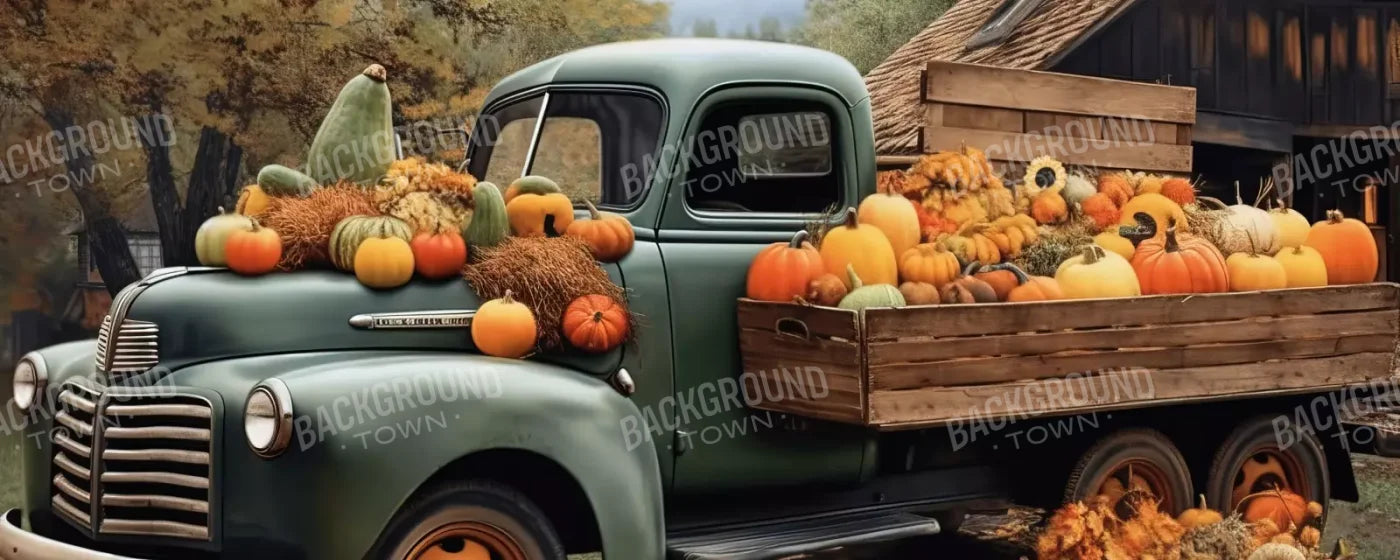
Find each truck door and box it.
[657,86,874,495]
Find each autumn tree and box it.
[796,0,953,73]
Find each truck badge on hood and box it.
[348,310,476,329]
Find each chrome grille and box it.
[95,317,159,382]
[51,384,214,541]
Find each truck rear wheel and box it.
[1205,415,1329,526]
[377,480,566,560]
[1064,428,1194,516]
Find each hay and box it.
[1184,197,1231,249]
[1013,217,1095,277]
[463,235,628,350]
[260,183,378,270]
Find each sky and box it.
[663,0,806,36]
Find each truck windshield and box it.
[468,91,665,209]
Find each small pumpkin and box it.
[329,215,413,272]
[562,294,629,353]
[972,263,1020,301]
[503,175,562,204]
[1160,177,1197,206]
[940,262,998,304]
[1177,494,1224,530]
[566,200,634,262]
[821,208,898,289]
[195,206,254,266]
[899,243,961,287]
[234,185,272,217]
[507,192,574,237]
[224,221,282,276]
[1080,193,1121,231]
[898,282,940,306]
[1226,249,1288,292]
[1268,204,1310,248]
[1117,193,1188,240]
[806,273,848,307]
[354,236,415,289]
[472,290,537,358]
[746,231,825,302]
[1030,188,1069,225]
[1093,230,1136,261]
[1238,490,1308,532]
[411,228,468,280]
[465,182,510,247]
[1276,245,1328,288]
[1130,216,1230,294]
[1219,182,1281,255]
[1055,245,1141,299]
[858,192,921,258]
[999,263,1063,302]
[1305,209,1378,284]
[837,265,905,310]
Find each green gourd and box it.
[329,215,412,271]
[505,175,562,202]
[306,64,395,185]
[465,182,510,247]
[256,164,318,197]
[837,264,905,310]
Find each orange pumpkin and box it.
[224,221,282,276]
[899,243,961,286]
[566,200,635,262]
[506,193,575,237]
[1239,490,1309,532]
[472,290,537,358]
[820,208,898,289]
[972,264,1019,301]
[898,282,940,306]
[1001,264,1064,302]
[746,231,825,302]
[354,236,415,289]
[940,262,998,304]
[1305,209,1378,284]
[562,294,629,353]
[858,192,921,258]
[1030,189,1069,225]
[806,273,848,307]
[410,229,467,280]
[1131,217,1230,294]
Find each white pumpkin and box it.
[1063,174,1097,207]
[1218,183,1280,255]
[1269,205,1310,248]
[195,207,254,266]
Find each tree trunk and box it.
[42,108,140,296]
[143,120,244,266]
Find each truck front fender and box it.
[267,353,664,560]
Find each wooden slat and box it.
[870,334,1395,391]
[923,61,1198,124]
[868,310,1399,365]
[737,299,858,340]
[943,103,1024,133]
[923,126,1194,173]
[863,284,1400,340]
[867,353,1397,429]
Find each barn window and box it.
[967,0,1046,50]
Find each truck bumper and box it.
[0,510,141,560]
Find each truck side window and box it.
[475,95,545,186]
[685,103,840,213]
[530,118,603,202]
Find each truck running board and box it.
[665,510,940,560]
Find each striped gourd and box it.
[465,182,509,247]
[329,215,412,271]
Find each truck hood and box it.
[113,268,622,380]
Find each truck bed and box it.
[737,284,1400,430]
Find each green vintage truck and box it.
[4,38,1399,560]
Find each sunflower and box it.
[1023,156,1067,194]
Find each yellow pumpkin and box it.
[1055,245,1141,299]
[507,193,575,237]
[1117,193,1187,239]
[234,185,272,217]
[354,236,415,289]
[858,193,920,258]
[899,243,961,286]
[1276,245,1328,288]
[1093,230,1136,260]
[820,208,897,289]
[1269,206,1310,249]
[1226,251,1288,292]
[1177,495,1224,530]
[471,290,537,358]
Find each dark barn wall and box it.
[1054,0,1398,128]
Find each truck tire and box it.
[375,480,567,560]
[1064,428,1194,516]
[1205,415,1329,526]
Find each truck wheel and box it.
[377,480,566,560]
[1205,415,1329,526]
[1064,428,1194,516]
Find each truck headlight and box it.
[13,352,47,412]
[245,379,293,458]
